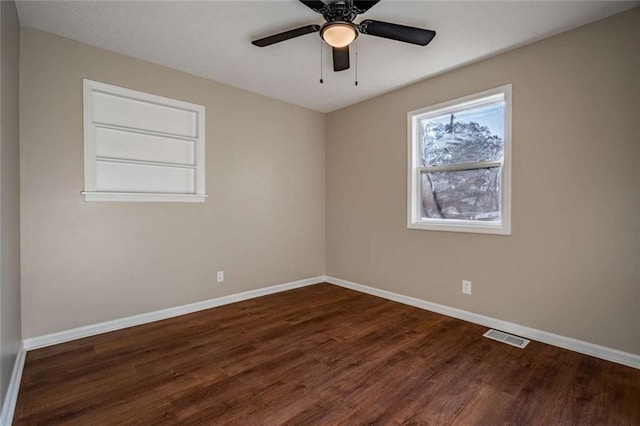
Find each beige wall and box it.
[18,9,639,356]
[20,28,326,339]
[0,0,22,404]
[326,9,639,354]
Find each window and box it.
[82,79,206,202]
[407,85,511,234]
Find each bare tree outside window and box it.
[419,102,505,221]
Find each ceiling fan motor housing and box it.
[322,1,359,23]
[319,1,362,48]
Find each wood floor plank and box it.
[13,283,640,425]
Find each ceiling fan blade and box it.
[298,0,327,14]
[252,25,320,47]
[332,46,350,72]
[352,1,381,14]
[358,20,436,46]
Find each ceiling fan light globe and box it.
[321,23,358,48]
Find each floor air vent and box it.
[483,329,530,349]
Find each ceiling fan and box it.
[251,0,436,72]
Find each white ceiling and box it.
[16,0,638,112]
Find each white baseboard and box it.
[326,276,640,369]
[23,276,325,351]
[18,273,640,367]
[0,342,26,426]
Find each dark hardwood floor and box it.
[14,283,640,425]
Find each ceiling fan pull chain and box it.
[320,38,324,84]
[355,39,359,86]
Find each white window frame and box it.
[82,79,206,202]
[407,84,512,235]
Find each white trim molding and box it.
[326,276,640,369]
[23,276,325,351]
[0,343,26,426]
[81,192,207,203]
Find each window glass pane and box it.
[421,167,501,221]
[420,102,504,166]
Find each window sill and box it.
[82,192,207,203]
[408,220,510,235]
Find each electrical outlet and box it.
[217,271,224,283]
[462,280,472,295]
